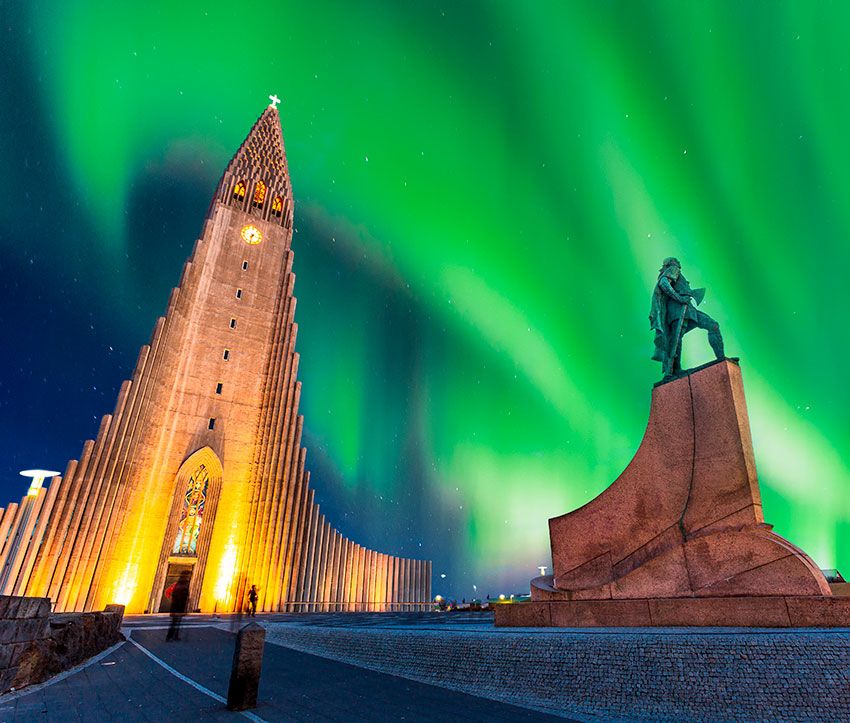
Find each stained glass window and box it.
[271,196,283,217]
[233,180,246,201]
[252,180,266,208]
[172,465,209,556]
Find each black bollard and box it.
[226,622,265,711]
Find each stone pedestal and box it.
[496,360,850,627]
[227,622,265,710]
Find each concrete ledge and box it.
[495,596,850,627]
[831,582,850,597]
[0,596,125,693]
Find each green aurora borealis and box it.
[1,0,848,598]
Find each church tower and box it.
[0,100,431,614]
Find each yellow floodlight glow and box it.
[214,540,238,605]
[20,469,60,497]
[111,563,138,607]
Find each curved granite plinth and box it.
[499,360,849,627]
[546,359,828,600]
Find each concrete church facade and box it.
[0,101,431,614]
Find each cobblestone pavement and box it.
[0,619,566,722]
[261,613,850,721]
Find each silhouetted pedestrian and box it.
[166,571,191,641]
[247,585,258,616]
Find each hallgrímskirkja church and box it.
[0,99,431,614]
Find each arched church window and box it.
[252,180,267,208]
[271,196,283,217]
[172,464,209,556]
[233,181,246,202]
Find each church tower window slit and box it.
[252,180,266,208]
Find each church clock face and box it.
[241,225,263,245]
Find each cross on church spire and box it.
[269,94,281,109]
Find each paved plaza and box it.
[0,614,561,721]
[1,612,848,720]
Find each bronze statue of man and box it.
[649,257,724,379]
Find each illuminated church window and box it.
[172,465,209,556]
[271,196,283,217]
[252,180,267,208]
[233,180,246,202]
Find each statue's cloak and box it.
[649,280,669,335]
[649,270,698,362]
[649,270,677,362]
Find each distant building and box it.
[0,101,431,614]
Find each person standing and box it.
[248,585,258,617]
[166,571,191,641]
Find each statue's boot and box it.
[708,328,724,359]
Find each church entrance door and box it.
[148,447,224,614]
[158,562,194,613]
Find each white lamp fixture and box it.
[20,469,60,496]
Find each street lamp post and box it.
[0,469,60,593]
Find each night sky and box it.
[1,1,848,601]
